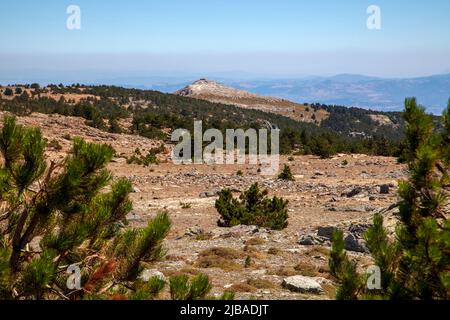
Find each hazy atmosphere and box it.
[1,0,450,78]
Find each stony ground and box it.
[1,111,406,300]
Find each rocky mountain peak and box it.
[175,79,258,99]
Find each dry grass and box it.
[230,282,257,293]
[196,255,242,271]
[162,267,201,278]
[321,283,337,299]
[267,266,298,277]
[305,246,330,257]
[196,247,245,271]
[199,247,243,259]
[195,232,213,241]
[243,245,265,259]
[246,278,277,289]
[267,247,283,255]
[294,262,320,277]
[164,254,186,261]
[245,237,265,246]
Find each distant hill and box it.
[174,78,328,124]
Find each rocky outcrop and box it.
[282,275,323,294]
[298,223,371,252]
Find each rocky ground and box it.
[121,155,403,300]
[0,111,406,300]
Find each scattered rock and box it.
[344,234,368,253]
[298,234,329,246]
[298,235,316,245]
[317,226,338,239]
[344,187,363,198]
[132,186,141,193]
[126,212,142,221]
[211,224,260,239]
[313,277,334,286]
[343,205,375,213]
[199,191,218,198]
[185,226,205,237]
[348,224,371,237]
[282,275,323,294]
[379,184,390,194]
[139,269,166,282]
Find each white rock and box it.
[126,212,142,221]
[282,275,323,294]
[139,269,165,282]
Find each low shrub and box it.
[215,183,288,230]
[277,164,295,181]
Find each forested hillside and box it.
[0,84,407,157]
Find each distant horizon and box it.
[1,68,450,87]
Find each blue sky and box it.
[1,0,450,79]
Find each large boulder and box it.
[298,234,329,246]
[317,226,338,239]
[282,275,323,294]
[344,234,368,253]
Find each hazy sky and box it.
[1,0,450,79]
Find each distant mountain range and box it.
[224,74,450,115]
[123,73,450,115]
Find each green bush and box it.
[278,164,295,181]
[215,183,288,230]
[126,146,163,166]
[170,273,212,300]
[3,88,13,96]
[129,276,165,300]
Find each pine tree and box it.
[0,116,170,299]
[215,183,289,230]
[278,164,295,181]
[329,98,450,300]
